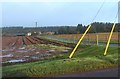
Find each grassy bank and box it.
[3,45,119,77]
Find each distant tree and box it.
[66,26,70,34]
[76,24,84,34]
[58,27,66,34]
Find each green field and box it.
[3,44,119,77]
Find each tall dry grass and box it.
[54,32,119,43]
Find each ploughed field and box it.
[1,36,72,65]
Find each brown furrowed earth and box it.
[1,36,72,66]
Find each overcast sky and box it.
[1,1,119,27]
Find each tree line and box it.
[2,22,119,36]
[58,22,119,34]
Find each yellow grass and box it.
[54,32,119,43]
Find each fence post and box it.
[88,34,90,45]
[96,34,98,45]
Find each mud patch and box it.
[6,59,26,63]
[0,54,13,58]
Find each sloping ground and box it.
[2,45,119,77]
